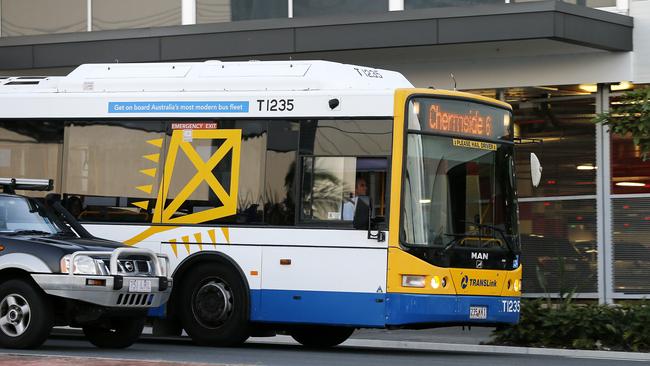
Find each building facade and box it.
[0,0,648,304]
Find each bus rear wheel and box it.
[179,263,250,346]
[291,326,354,348]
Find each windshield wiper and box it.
[4,230,54,236]
[460,220,518,255]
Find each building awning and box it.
[0,0,633,70]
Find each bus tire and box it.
[82,316,145,349]
[179,262,250,346]
[291,326,354,348]
[0,279,53,349]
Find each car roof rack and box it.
[0,178,53,194]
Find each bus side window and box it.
[300,156,387,226]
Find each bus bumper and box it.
[385,293,520,326]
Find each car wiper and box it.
[460,220,517,255]
[5,230,54,236]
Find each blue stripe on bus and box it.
[250,289,386,327]
[148,304,166,318]
[249,290,519,327]
[384,293,520,325]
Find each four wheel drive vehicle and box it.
[0,178,172,349]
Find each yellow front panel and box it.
[387,247,455,295]
[387,88,519,298]
[387,247,522,297]
[448,268,506,296]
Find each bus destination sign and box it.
[429,104,492,137]
[410,98,511,140]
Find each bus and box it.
[0,60,523,347]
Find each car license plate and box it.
[128,279,152,293]
[469,306,487,320]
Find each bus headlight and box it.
[431,276,441,289]
[513,279,521,292]
[402,275,426,288]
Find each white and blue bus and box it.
[0,60,523,347]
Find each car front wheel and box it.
[0,279,53,349]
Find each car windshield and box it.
[0,195,68,235]
[401,133,519,251]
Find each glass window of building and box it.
[512,92,597,198]
[519,199,598,294]
[63,121,167,222]
[611,133,650,195]
[0,121,64,196]
[92,0,181,31]
[510,0,616,7]
[293,0,388,18]
[610,85,650,296]
[197,0,288,23]
[612,198,650,294]
[609,86,650,195]
[1,0,86,37]
[405,0,503,9]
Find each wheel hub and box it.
[8,309,19,322]
[192,281,232,328]
[0,293,31,337]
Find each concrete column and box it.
[182,0,196,25]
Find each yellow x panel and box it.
[125,129,242,245]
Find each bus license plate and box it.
[469,306,487,319]
[128,279,152,293]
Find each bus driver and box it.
[342,176,367,221]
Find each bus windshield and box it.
[401,98,519,253]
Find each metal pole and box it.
[596,83,612,304]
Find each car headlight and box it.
[60,254,99,275]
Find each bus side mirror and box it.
[530,153,543,188]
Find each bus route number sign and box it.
[257,99,294,112]
[354,67,383,78]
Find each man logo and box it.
[471,252,488,260]
[461,275,469,289]
[476,260,483,269]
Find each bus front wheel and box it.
[291,326,354,348]
[179,263,250,346]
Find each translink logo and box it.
[460,275,497,289]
